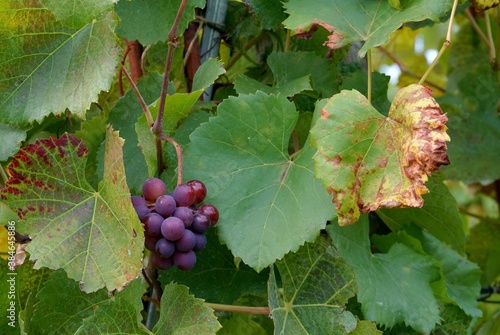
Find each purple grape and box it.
[173,250,197,270]
[161,217,185,241]
[155,194,176,217]
[187,180,206,205]
[142,178,167,202]
[190,214,210,233]
[172,184,196,207]
[151,252,173,270]
[173,206,193,228]
[175,229,196,252]
[134,205,151,220]
[145,235,161,251]
[198,204,219,226]
[142,213,164,237]
[155,238,176,258]
[193,233,207,252]
[131,195,147,207]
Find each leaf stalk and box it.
[204,302,271,315]
[419,0,459,85]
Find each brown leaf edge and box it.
[391,84,450,205]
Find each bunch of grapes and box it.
[131,178,219,271]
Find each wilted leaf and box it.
[269,236,358,335]
[283,0,454,56]
[312,84,450,226]
[0,130,144,292]
[183,92,335,271]
[0,1,120,124]
[152,284,221,334]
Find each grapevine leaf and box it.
[0,130,144,292]
[183,92,335,271]
[269,236,358,335]
[407,227,482,317]
[0,2,120,124]
[0,123,27,161]
[115,0,205,45]
[350,320,383,335]
[192,58,226,92]
[282,0,454,56]
[466,220,500,285]
[218,313,269,335]
[40,0,117,28]
[311,84,450,226]
[377,173,465,251]
[247,0,287,30]
[152,284,221,334]
[159,231,268,304]
[327,216,442,333]
[29,270,147,335]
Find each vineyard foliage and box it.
[1,0,500,334]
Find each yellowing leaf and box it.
[471,0,499,11]
[0,130,144,292]
[311,84,450,225]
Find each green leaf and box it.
[466,220,500,285]
[247,0,287,30]
[269,236,358,335]
[192,58,226,92]
[350,320,383,335]
[115,0,205,45]
[152,284,221,334]
[311,85,450,226]
[41,0,117,28]
[0,130,144,292]
[283,0,454,56]
[29,270,147,334]
[0,3,120,124]
[0,123,27,161]
[267,51,338,97]
[377,173,465,251]
[327,215,442,333]
[218,312,269,335]
[183,92,335,271]
[159,231,268,304]
[407,227,482,318]
[387,0,403,10]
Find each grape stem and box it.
[419,0,459,85]
[204,302,271,315]
[152,0,190,178]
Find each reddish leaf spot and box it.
[321,108,329,120]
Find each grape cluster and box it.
[131,178,219,271]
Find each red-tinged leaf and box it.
[0,129,144,293]
[312,84,450,225]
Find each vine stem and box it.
[205,302,271,315]
[465,8,491,48]
[121,68,155,127]
[484,11,496,66]
[0,164,8,184]
[367,49,372,103]
[419,0,459,85]
[149,0,189,179]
